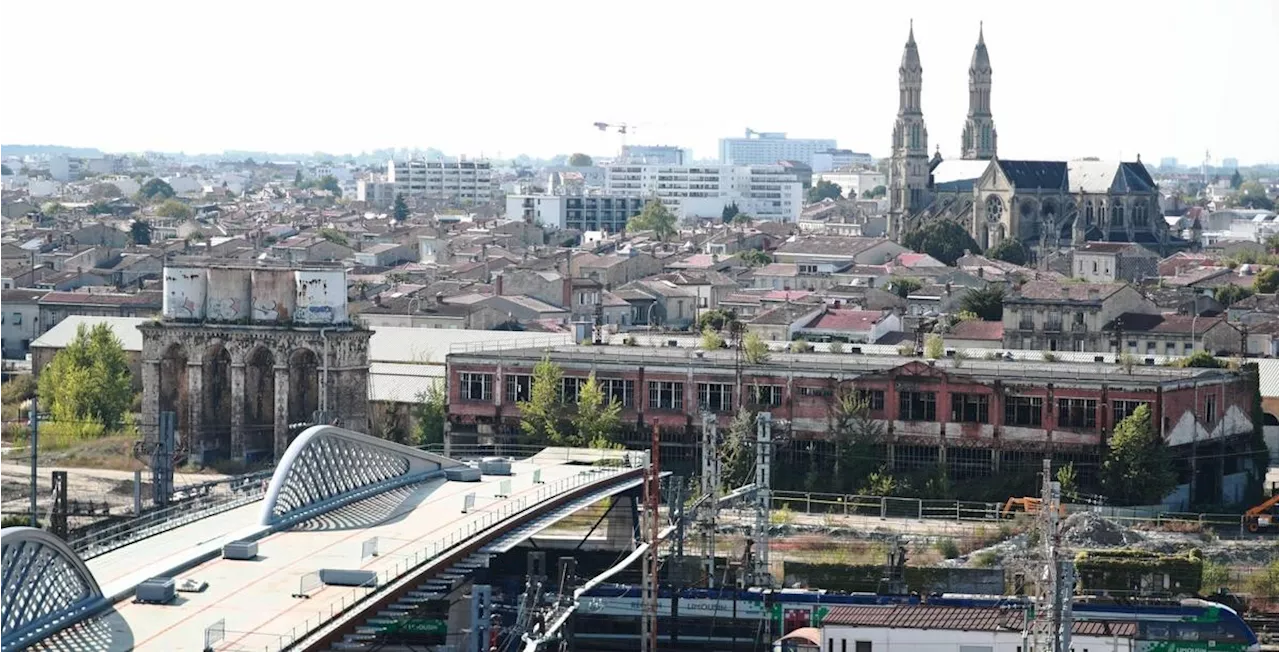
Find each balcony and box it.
[1071,323,1088,333]
[1044,321,1063,333]
[1018,320,1035,331]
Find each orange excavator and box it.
[1244,493,1279,533]
[1001,496,1066,518]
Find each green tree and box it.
[1253,267,1277,294]
[721,202,740,221]
[1176,351,1225,369]
[41,201,66,215]
[828,341,845,354]
[731,212,754,228]
[568,153,593,167]
[89,182,122,200]
[888,277,923,299]
[130,220,152,245]
[1234,180,1277,211]
[721,409,757,490]
[1056,462,1078,496]
[1213,284,1253,307]
[87,201,113,215]
[985,239,1027,265]
[924,333,944,359]
[411,380,446,446]
[626,200,677,241]
[737,249,772,267]
[1229,169,1243,190]
[700,327,725,350]
[518,355,564,444]
[831,389,886,493]
[861,185,887,199]
[901,220,982,266]
[960,285,1006,321]
[392,193,410,221]
[1100,405,1177,504]
[318,228,349,247]
[316,175,342,196]
[573,373,621,448]
[742,331,770,364]
[37,323,133,430]
[155,199,193,219]
[137,178,175,202]
[697,309,735,332]
[294,169,304,186]
[806,179,842,203]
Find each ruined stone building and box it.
[140,262,370,463]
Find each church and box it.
[887,23,1174,255]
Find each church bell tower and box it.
[889,21,929,240]
[961,23,997,161]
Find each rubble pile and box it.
[1059,512,1145,547]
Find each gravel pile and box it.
[1060,511,1145,547]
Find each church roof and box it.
[995,160,1068,191]
[1066,160,1157,194]
[931,160,990,191]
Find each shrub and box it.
[1042,351,1059,362]
[953,350,968,368]
[898,344,916,357]
[971,551,999,568]
[925,334,945,359]
[1201,561,1231,592]
[790,338,813,353]
[935,537,961,559]
[0,515,39,528]
[1245,561,1279,599]
[828,341,845,354]
[1,376,37,405]
[770,503,795,526]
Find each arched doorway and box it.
[158,344,188,445]
[288,348,320,439]
[244,347,276,461]
[202,344,232,460]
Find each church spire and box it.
[889,21,929,240]
[961,23,997,160]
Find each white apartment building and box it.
[812,149,875,173]
[618,145,689,165]
[386,159,496,205]
[505,194,644,232]
[604,164,803,221]
[356,179,398,207]
[718,130,837,166]
[814,170,887,198]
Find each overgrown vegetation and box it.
[1100,405,1177,505]
[33,323,135,446]
[743,332,771,364]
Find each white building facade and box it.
[386,159,496,205]
[812,149,875,173]
[604,164,803,221]
[505,194,644,232]
[815,170,888,198]
[618,145,689,165]
[718,130,837,166]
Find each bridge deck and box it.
[34,459,594,652]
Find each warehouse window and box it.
[898,391,936,421]
[1057,398,1097,429]
[1005,396,1043,427]
[459,373,492,402]
[561,377,584,404]
[750,385,784,407]
[505,374,531,403]
[1112,399,1149,425]
[698,383,733,413]
[857,389,885,411]
[951,393,989,423]
[601,379,633,408]
[648,381,684,411]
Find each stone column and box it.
[230,362,246,462]
[141,360,161,442]
[186,361,203,456]
[274,365,290,461]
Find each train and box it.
[573,585,1260,651]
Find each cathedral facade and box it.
[888,24,1172,254]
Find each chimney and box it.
[945,281,952,296]
[373,294,382,307]
[495,273,504,296]
[563,276,572,309]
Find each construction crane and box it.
[593,121,634,156]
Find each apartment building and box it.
[385,159,495,205]
[618,145,688,165]
[604,164,803,221]
[1002,281,1157,352]
[505,194,644,232]
[718,130,837,166]
[811,149,875,172]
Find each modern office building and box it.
[719,129,837,166]
[812,149,875,173]
[505,194,645,232]
[385,159,496,205]
[604,164,803,221]
[618,145,689,166]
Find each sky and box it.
[3,0,1278,165]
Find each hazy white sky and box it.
[3,0,1277,164]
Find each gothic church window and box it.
[1112,201,1124,224]
[1133,201,1148,226]
[986,196,1003,222]
[1085,201,1093,225]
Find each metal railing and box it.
[253,464,640,652]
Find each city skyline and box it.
[2,0,1277,165]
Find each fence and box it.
[769,490,1262,537]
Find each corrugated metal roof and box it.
[368,362,442,403]
[368,327,572,364]
[30,316,147,352]
[1258,359,1279,399]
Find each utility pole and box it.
[28,396,38,527]
[1031,458,1070,652]
[751,412,773,588]
[641,422,661,652]
[700,411,720,587]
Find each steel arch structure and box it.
[261,425,463,526]
[1,527,105,652]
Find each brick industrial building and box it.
[446,346,1259,504]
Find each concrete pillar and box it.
[274,365,289,461]
[991,448,1001,473]
[230,362,246,462]
[186,360,203,454]
[141,360,161,441]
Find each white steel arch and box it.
[1,527,105,652]
[261,425,463,526]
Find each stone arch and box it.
[158,343,188,443]
[202,343,233,460]
[1084,200,1094,225]
[243,345,276,461]
[288,348,320,435]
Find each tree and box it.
[411,380,446,446]
[573,373,621,448]
[700,327,725,350]
[155,199,193,220]
[89,182,122,200]
[861,185,887,199]
[87,201,113,215]
[1230,168,1243,190]
[41,201,66,215]
[626,199,677,241]
[985,239,1027,266]
[888,277,923,299]
[1254,268,1277,294]
[697,309,735,332]
[924,333,944,359]
[901,220,982,266]
[1100,405,1177,504]
[392,194,410,222]
[731,212,754,228]
[318,228,349,247]
[831,389,886,493]
[1176,351,1225,369]
[130,220,152,245]
[1235,180,1276,211]
[721,202,740,221]
[1213,284,1253,307]
[721,409,757,490]
[742,332,770,364]
[567,153,593,167]
[737,249,772,267]
[806,179,842,203]
[518,355,564,444]
[1055,462,1078,496]
[294,169,304,186]
[37,323,133,430]
[137,178,175,202]
[959,285,1006,321]
[316,175,342,196]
